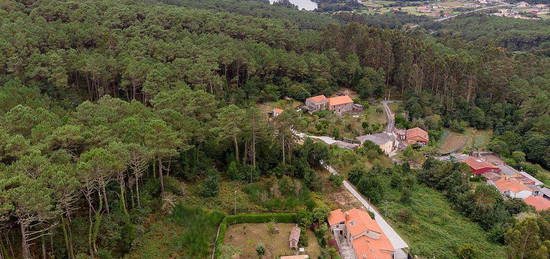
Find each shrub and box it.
[256,244,265,257]
[163,176,185,196]
[397,209,413,223]
[199,170,220,197]
[329,174,343,187]
[400,188,412,204]
[456,243,477,259]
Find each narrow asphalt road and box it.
[381,100,397,133]
[435,3,512,22]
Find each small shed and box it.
[289,225,301,249]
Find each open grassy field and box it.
[223,223,320,258]
[438,128,492,154]
[378,183,506,258]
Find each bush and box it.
[164,176,185,196]
[329,174,343,187]
[256,244,265,257]
[456,243,477,259]
[199,170,220,197]
[397,209,413,223]
[400,188,412,204]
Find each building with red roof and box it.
[462,157,500,175]
[328,96,354,115]
[305,95,328,112]
[328,208,395,259]
[305,94,355,115]
[398,127,429,145]
[524,196,550,212]
[272,108,284,117]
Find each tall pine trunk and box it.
[233,136,239,162]
[158,158,164,193]
[20,224,31,259]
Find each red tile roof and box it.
[307,95,327,103]
[524,196,550,211]
[405,127,429,143]
[328,95,353,106]
[345,208,382,237]
[342,209,394,259]
[273,108,283,114]
[494,178,531,193]
[352,235,394,259]
[328,209,346,226]
[463,157,499,171]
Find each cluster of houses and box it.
[328,208,400,259]
[416,5,452,18]
[460,155,550,212]
[356,127,429,155]
[492,2,549,19]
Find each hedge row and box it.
[214,213,298,258]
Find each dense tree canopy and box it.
[0,0,549,258]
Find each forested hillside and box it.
[0,0,549,258]
[428,15,550,56]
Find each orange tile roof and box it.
[345,209,394,259]
[524,196,550,211]
[405,127,429,142]
[352,235,394,259]
[307,95,327,103]
[273,108,284,114]
[345,208,382,238]
[463,157,498,171]
[328,209,346,226]
[494,178,531,193]
[328,95,353,106]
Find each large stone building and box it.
[305,95,328,113]
[328,95,354,115]
[305,94,355,115]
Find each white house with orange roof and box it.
[328,208,395,259]
[272,107,284,117]
[491,178,533,199]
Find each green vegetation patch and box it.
[126,205,224,259]
[379,184,506,258]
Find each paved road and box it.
[322,162,409,257]
[381,100,397,133]
[435,3,512,22]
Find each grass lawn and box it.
[438,128,492,154]
[438,130,468,154]
[378,184,506,258]
[223,223,321,258]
